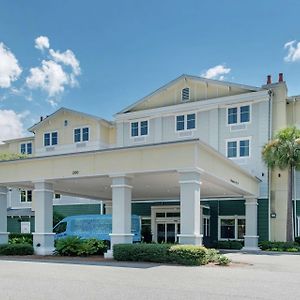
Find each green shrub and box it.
[0,243,34,255]
[77,239,108,256]
[9,233,33,245]
[169,245,208,266]
[55,236,83,256]
[217,255,231,266]
[114,244,212,266]
[55,237,108,256]
[207,248,220,263]
[259,241,300,252]
[214,240,243,250]
[113,243,172,263]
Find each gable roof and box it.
[116,74,262,114]
[28,107,113,132]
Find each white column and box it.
[242,198,260,251]
[178,171,202,245]
[105,176,133,258]
[0,186,9,244]
[32,181,55,255]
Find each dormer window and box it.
[44,132,58,146]
[74,127,89,143]
[131,120,148,137]
[181,88,190,101]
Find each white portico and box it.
[0,139,260,255]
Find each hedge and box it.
[214,240,243,250]
[9,233,33,245]
[0,243,34,255]
[55,236,108,256]
[113,244,212,266]
[113,243,172,263]
[259,241,300,252]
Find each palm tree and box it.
[262,127,300,242]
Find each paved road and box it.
[0,252,299,300]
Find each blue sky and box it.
[1,0,300,141]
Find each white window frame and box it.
[226,137,251,159]
[130,119,149,138]
[44,131,58,147]
[181,87,190,102]
[20,142,33,155]
[175,112,197,132]
[203,215,210,237]
[218,215,246,241]
[297,216,300,237]
[20,190,32,203]
[73,126,90,143]
[226,103,252,126]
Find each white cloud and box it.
[201,64,231,80]
[284,40,300,62]
[0,43,22,88]
[47,99,58,108]
[26,60,69,96]
[35,36,50,51]
[49,49,81,75]
[0,110,26,143]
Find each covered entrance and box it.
[0,139,260,255]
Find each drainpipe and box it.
[293,98,298,238]
[267,89,273,240]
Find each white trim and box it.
[110,184,133,189]
[20,141,33,155]
[178,180,201,185]
[225,136,252,159]
[33,189,54,193]
[20,189,32,203]
[218,215,246,241]
[297,216,300,237]
[115,90,269,121]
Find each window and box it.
[227,105,250,125]
[21,142,32,155]
[219,216,246,240]
[176,113,196,131]
[181,87,190,101]
[227,138,250,158]
[74,127,89,143]
[44,132,58,146]
[20,190,32,203]
[54,222,67,234]
[228,107,237,124]
[55,193,61,199]
[130,121,148,137]
[203,217,210,237]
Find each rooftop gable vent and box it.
[181,87,190,101]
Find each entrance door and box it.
[156,223,178,243]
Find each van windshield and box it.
[54,222,67,234]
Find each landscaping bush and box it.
[259,241,300,252]
[9,233,33,245]
[77,239,108,256]
[214,240,243,250]
[113,243,172,263]
[55,236,84,256]
[168,245,208,266]
[55,237,108,256]
[217,255,231,266]
[114,244,216,266]
[0,243,33,255]
[207,248,220,263]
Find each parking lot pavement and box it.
[0,253,299,300]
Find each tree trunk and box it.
[286,166,294,242]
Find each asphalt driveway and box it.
[0,252,299,300]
